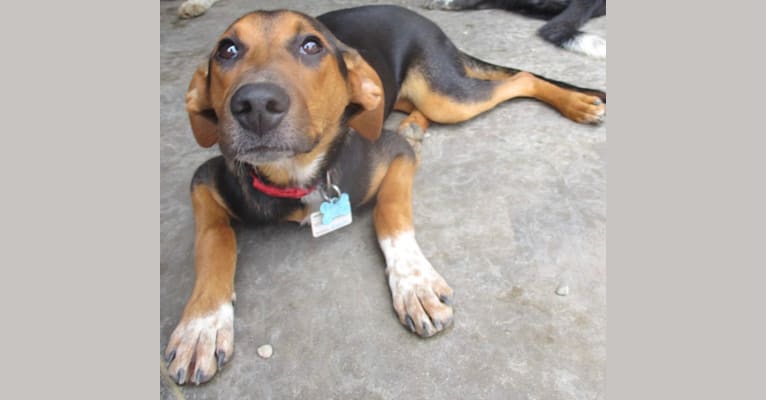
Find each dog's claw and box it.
[194,369,204,385]
[176,368,185,385]
[439,294,452,306]
[422,321,432,336]
[405,315,416,333]
[434,319,444,331]
[216,350,225,369]
[166,350,176,364]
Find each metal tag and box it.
[310,192,352,237]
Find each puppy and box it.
[424,0,607,58]
[164,5,605,385]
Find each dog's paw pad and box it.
[165,303,234,385]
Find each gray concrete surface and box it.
[160,1,606,398]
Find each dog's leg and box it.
[165,184,236,385]
[400,65,605,125]
[539,0,607,58]
[374,155,454,337]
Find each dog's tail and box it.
[460,53,606,103]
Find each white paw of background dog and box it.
[178,0,220,19]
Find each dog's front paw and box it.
[165,302,233,385]
[381,232,454,337]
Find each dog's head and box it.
[185,10,383,178]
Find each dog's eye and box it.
[216,39,239,60]
[300,37,323,55]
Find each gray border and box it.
[1,1,155,398]
[608,2,764,400]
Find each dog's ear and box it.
[186,63,219,148]
[342,49,384,141]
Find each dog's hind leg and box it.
[399,54,605,125]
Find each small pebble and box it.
[257,344,273,359]
[555,285,570,296]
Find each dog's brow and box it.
[293,21,304,35]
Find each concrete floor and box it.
[160,1,606,399]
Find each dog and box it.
[424,0,607,58]
[164,4,606,385]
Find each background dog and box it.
[424,0,607,58]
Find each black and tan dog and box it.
[165,4,605,385]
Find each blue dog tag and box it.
[320,193,351,224]
[310,193,352,237]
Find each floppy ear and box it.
[185,63,219,148]
[342,49,384,141]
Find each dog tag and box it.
[310,193,352,237]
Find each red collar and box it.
[251,170,316,199]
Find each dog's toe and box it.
[165,303,234,385]
[565,93,606,124]
[392,272,454,337]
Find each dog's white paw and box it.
[423,0,459,10]
[563,33,606,59]
[380,231,454,337]
[165,303,234,385]
[178,0,216,19]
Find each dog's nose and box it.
[230,83,290,133]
